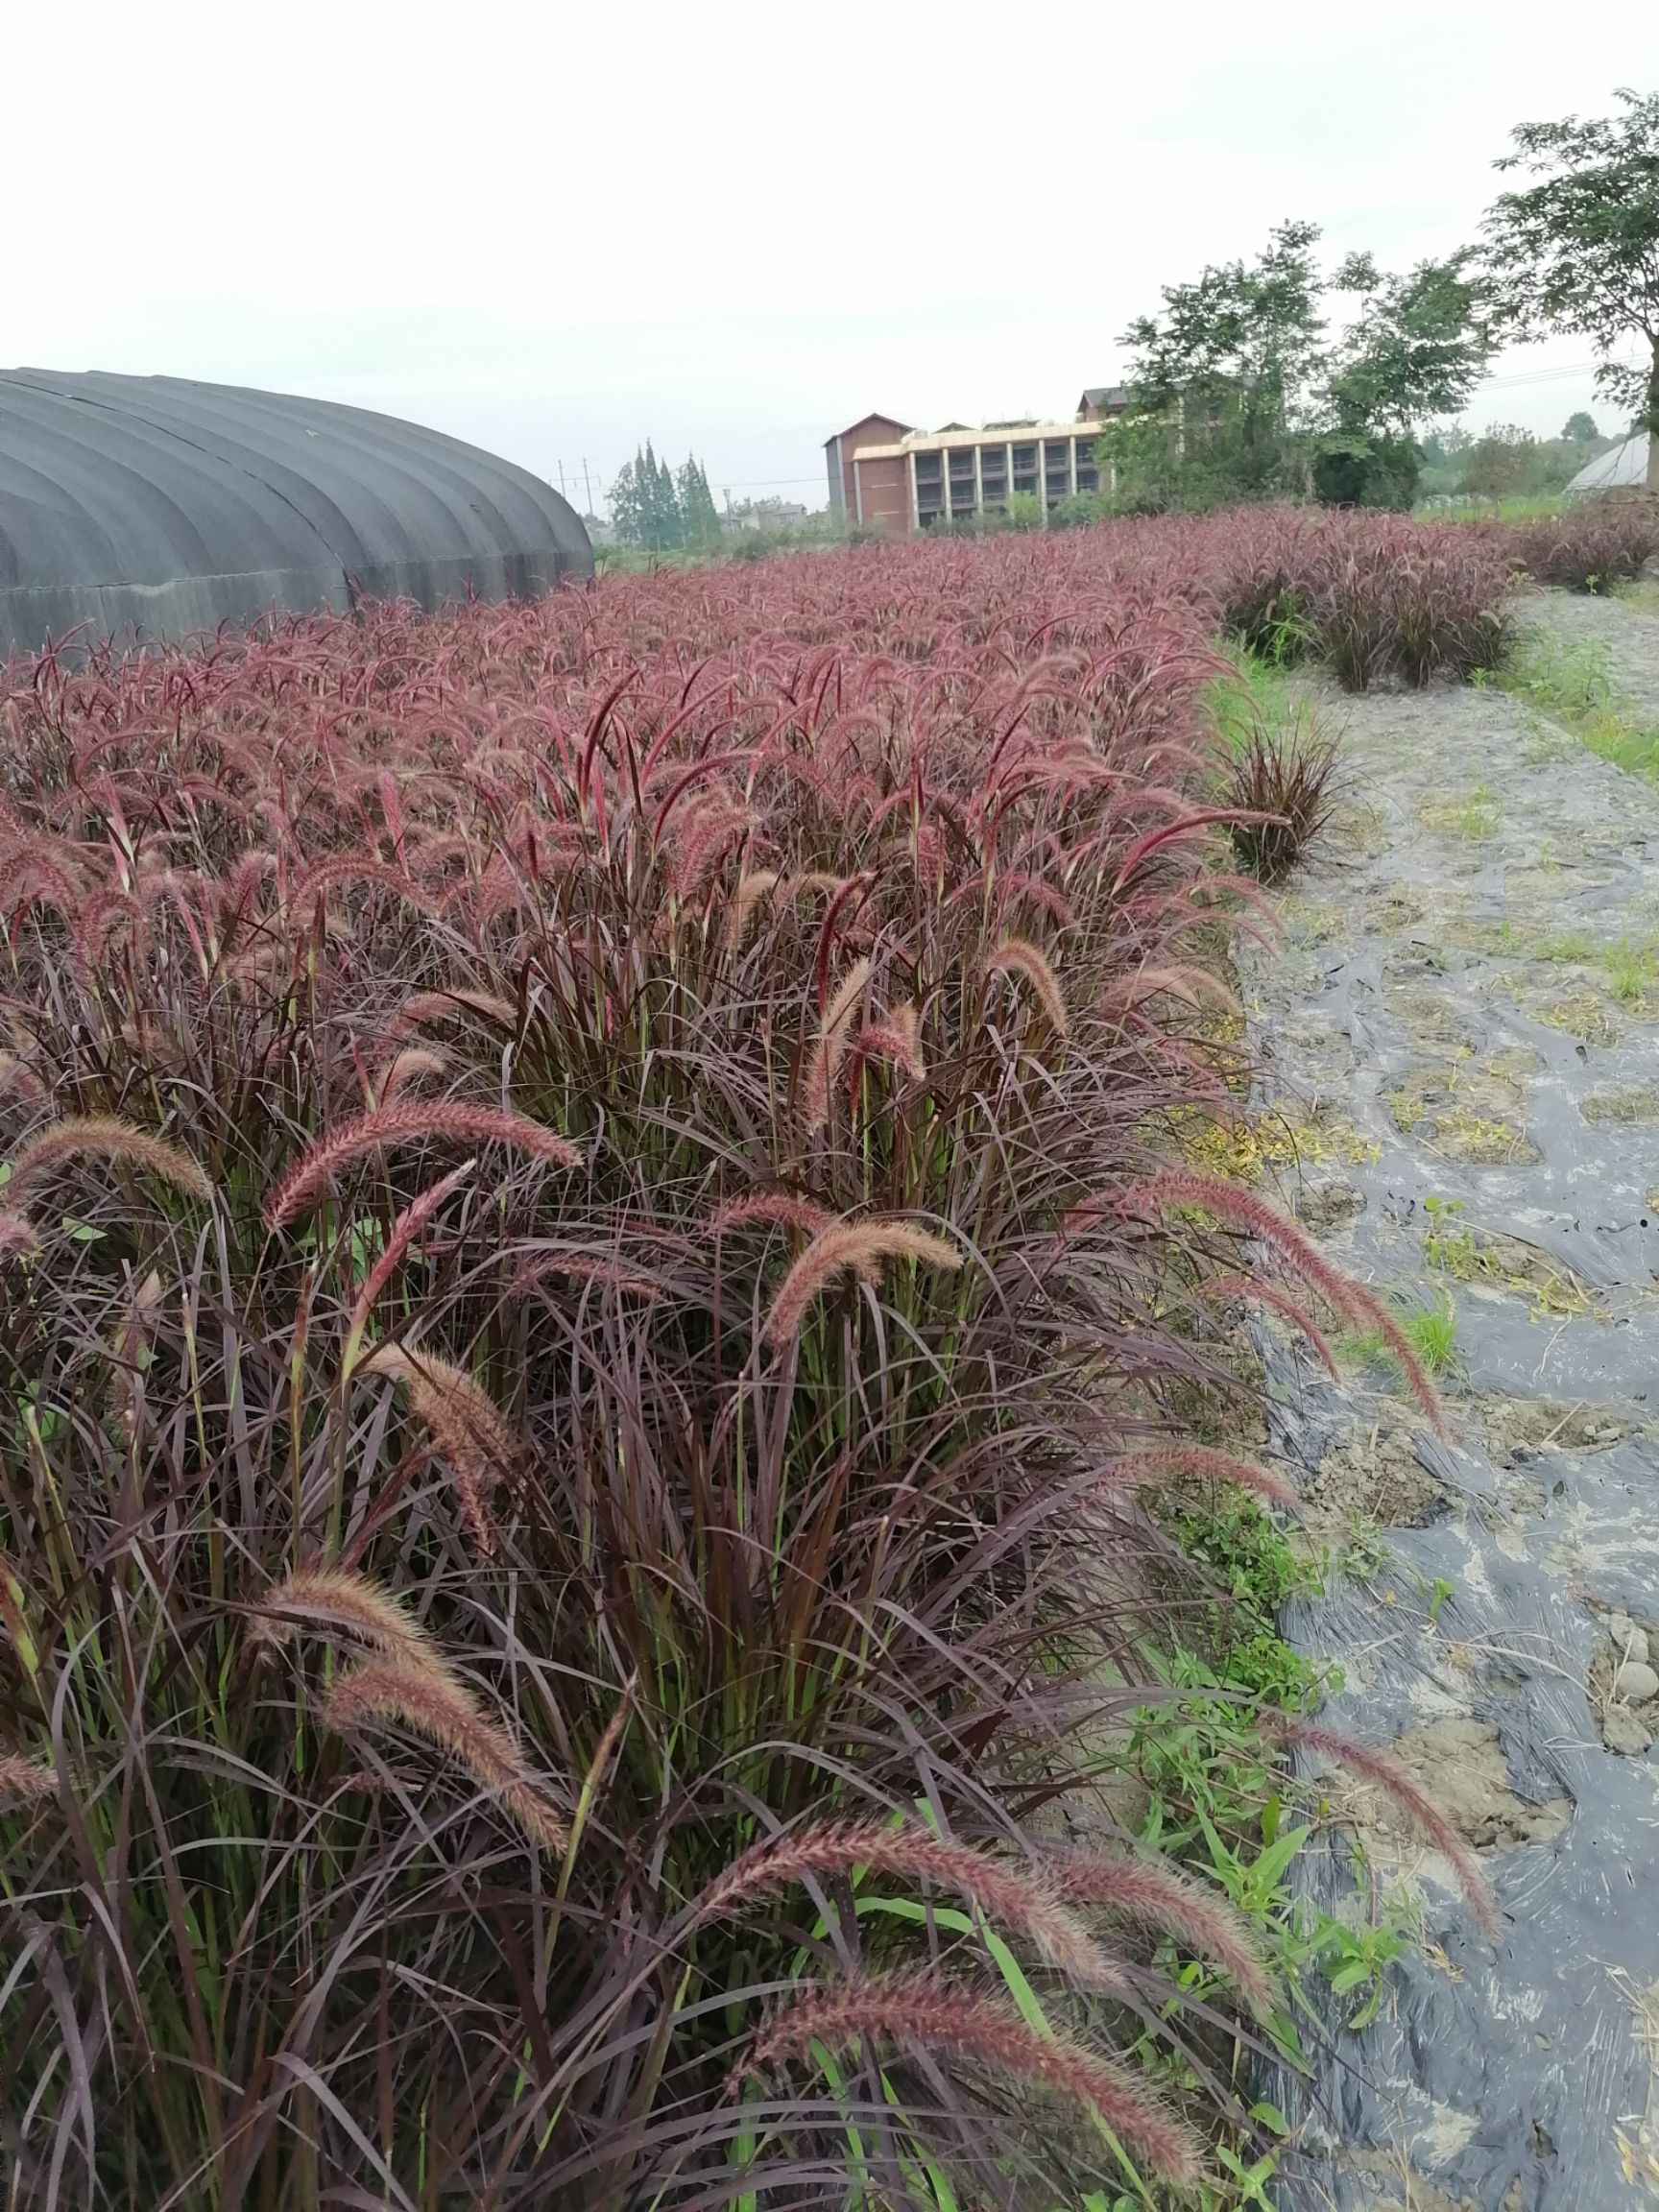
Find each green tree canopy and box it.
[1480,88,1659,493]
[1111,225,1489,512]
[1563,410,1600,443]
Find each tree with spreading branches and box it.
[1480,89,1659,496]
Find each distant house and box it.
[1077,386,1130,423]
[1565,434,1651,495]
[722,497,810,537]
[825,413,914,522]
[824,405,1111,536]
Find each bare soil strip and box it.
[1245,589,1659,2212]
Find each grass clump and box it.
[1508,503,1659,593]
[1207,656,1339,884]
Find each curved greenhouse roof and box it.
[0,369,592,658]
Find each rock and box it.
[1603,1704,1654,1757]
[1619,1628,1652,1668]
[1614,1660,1659,1703]
[1608,1611,1639,1647]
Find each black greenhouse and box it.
[0,369,592,658]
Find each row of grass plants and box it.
[1,516,1519,2206]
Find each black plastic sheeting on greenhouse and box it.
[0,369,592,658]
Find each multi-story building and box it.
[825,389,1129,537]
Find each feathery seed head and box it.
[325,1654,568,1855]
[748,1971,1202,2187]
[263,1102,578,1233]
[985,936,1070,1038]
[5,1116,212,1205]
[764,1219,963,1347]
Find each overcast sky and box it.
[6,1,1654,514]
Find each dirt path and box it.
[1241,592,1659,2212]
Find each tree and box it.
[676,456,722,548]
[1113,225,1487,512]
[1480,89,1659,495]
[1313,252,1491,505]
[1117,220,1326,507]
[1563,410,1600,443]
[608,442,686,552]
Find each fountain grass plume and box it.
[801,956,873,1134]
[747,1970,1202,2188]
[985,936,1070,1038]
[344,1162,475,1372]
[695,1820,1129,1993]
[1097,1443,1300,1510]
[1194,1270,1342,1379]
[263,1101,579,1232]
[1120,1169,1447,1437]
[5,1115,212,1204]
[0,1755,56,1805]
[764,1219,963,1347]
[1274,1718,1500,1942]
[359,1343,524,1555]
[325,1653,569,1855]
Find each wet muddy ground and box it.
[1238,587,1659,2211]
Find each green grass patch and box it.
[1499,631,1659,782]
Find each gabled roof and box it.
[826,411,913,449]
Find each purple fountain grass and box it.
[848,1002,927,1085]
[746,1970,1203,2189]
[695,1820,1129,1993]
[325,1653,569,1855]
[764,1219,964,1347]
[0,1209,41,1259]
[1046,1849,1275,2016]
[1119,1169,1447,1437]
[0,1754,56,1805]
[344,1162,475,1367]
[1099,962,1243,1020]
[263,1100,579,1232]
[388,988,518,1035]
[367,1046,448,1108]
[725,866,781,947]
[0,507,1515,2203]
[0,1049,47,1103]
[984,935,1070,1039]
[1274,1719,1501,1943]
[1096,1444,1301,1510]
[4,1114,213,1205]
[359,1343,524,1555]
[801,955,873,1134]
[1194,1270,1342,1379]
[709,1190,840,1238]
[250,1565,441,1669]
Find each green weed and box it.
[1402,1292,1457,1378]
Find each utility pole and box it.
[557,460,567,500]
[582,461,594,516]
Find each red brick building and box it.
[825,390,1128,537]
